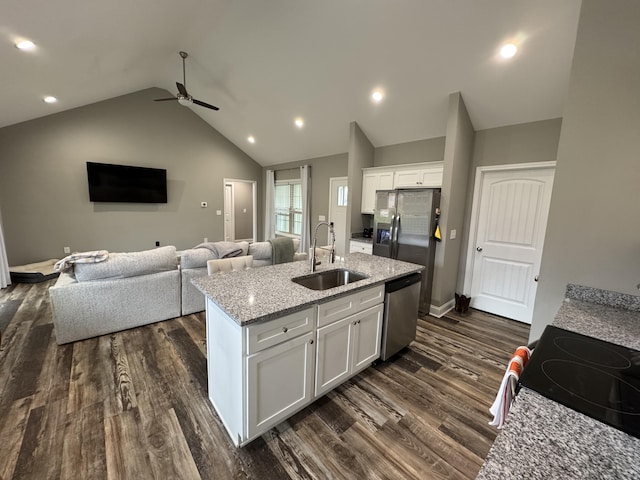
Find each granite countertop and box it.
[191,252,423,326]
[477,285,640,479]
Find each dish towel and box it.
[489,345,532,428]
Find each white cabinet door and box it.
[351,304,383,373]
[394,169,423,187]
[246,331,315,439]
[315,304,384,397]
[361,171,393,214]
[315,317,352,396]
[394,166,443,188]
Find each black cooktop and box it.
[519,325,640,439]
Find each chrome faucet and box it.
[310,221,336,272]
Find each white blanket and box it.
[54,250,109,272]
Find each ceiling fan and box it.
[154,51,219,111]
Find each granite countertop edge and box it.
[476,283,640,480]
[191,252,424,326]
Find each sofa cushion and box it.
[180,241,249,269]
[74,245,177,282]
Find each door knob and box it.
[476,246,483,252]
[534,275,539,282]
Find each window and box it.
[275,181,302,236]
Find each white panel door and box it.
[246,332,315,439]
[328,177,348,257]
[351,304,383,374]
[223,184,234,241]
[469,167,554,323]
[315,316,352,397]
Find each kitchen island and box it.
[477,284,640,479]
[192,252,423,446]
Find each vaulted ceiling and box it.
[2,1,581,166]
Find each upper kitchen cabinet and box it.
[361,169,394,214]
[361,162,443,213]
[393,162,444,188]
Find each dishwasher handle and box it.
[386,272,422,293]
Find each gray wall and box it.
[269,153,348,237]
[374,137,445,167]
[431,92,474,308]
[0,88,263,265]
[531,0,640,341]
[347,122,375,240]
[473,118,562,168]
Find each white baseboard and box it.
[429,298,455,318]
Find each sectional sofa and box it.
[49,240,304,344]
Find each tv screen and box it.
[86,162,168,203]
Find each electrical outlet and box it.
[63,246,71,254]
[155,241,160,247]
[204,237,208,243]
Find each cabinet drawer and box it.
[246,307,315,354]
[317,284,384,328]
[349,241,373,254]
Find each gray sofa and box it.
[180,238,303,315]
[50,240,306,344]
[49,246,181,344]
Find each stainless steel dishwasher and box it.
[380,272,422,361]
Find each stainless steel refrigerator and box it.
[372,188,441,314]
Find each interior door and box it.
[224,184,234,241]
[328,177,348,257]
[468,166,555,324]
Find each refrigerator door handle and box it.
[392,213,401,258]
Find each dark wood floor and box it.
[0,280,529,480]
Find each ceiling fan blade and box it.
[154,97,177,102]
[192,98,220,111]
[176,82,188,96]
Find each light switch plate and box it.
[450,229,457,240]
[319,215,326,221]
[216,210,222,216]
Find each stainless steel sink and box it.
[292,268,369,291]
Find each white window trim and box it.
[274,179,302,238]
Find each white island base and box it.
[205,284,384,447]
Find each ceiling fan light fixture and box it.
[178,96,191,106]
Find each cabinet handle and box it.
[282,327,288,333]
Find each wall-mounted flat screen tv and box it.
[87,162,168,203]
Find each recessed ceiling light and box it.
[247,136,255,144]
[371,89,384,103]
[43,96,58,104]
[500,43,517,58]
[16,40,36,51]
[294,117,304,128]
